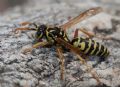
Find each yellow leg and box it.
[22,41,49,54]
[56,47,65,80]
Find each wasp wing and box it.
[60,7,103,30]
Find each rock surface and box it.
[0,0,120,87]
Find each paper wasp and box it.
[14,7,110,85]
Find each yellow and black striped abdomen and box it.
[71,37,109,58]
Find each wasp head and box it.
[35,24,47,41]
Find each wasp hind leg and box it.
[78,28,112,40]
[73,28,95,38]
[76,54,101,84]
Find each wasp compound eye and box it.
[38,24,47,32]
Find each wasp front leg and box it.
[21,41,49,54]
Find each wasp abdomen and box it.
[71,37,109,58]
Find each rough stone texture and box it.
[0,0,120,87]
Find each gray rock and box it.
[0,0,120,87]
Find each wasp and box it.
[14,7,110,85]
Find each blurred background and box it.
[0,0,28,12]
[0,0,119,25]
[0,0,120,15]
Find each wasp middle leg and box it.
[56,47,65,80]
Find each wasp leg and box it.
[19,22,38,28]
[76,54,101,84]
[73,28,95,38]
[78,28,95,38]
[73,29,79,38]
[56,38,101,84]
[15,27,34,32]
[19,22,32,26]
[14,22,37,33]
[14,27,37,37]
[56,47,65,80]
[20,22,38,28]
[22,41,49,54]
[78,28,112,40]
[73,28,94,39]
